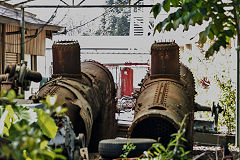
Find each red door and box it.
[121,67,133,97]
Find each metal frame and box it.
[22,4,153,8]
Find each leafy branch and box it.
[151,0,240,58]
[0,90,66,160]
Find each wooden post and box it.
[20,7,25,61]
[1,24,6,74]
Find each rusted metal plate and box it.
[180,63,195,101]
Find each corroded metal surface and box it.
[52,41,81,76]
[129,42,195,149]
[129,79,191,146]
[150,42,180,80]
[180,63,195,100]
[0,61,42,93]
[179,63,195,148]
[36,43,116,152]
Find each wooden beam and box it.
[6,30,21,35]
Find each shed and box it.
[0,2,62,73]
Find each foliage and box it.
[120,142,136,158]
[151,0,240,58]
[0,90,66,160]
[216,76,236,134]
[95,0,130,36]
[139,115,191,160]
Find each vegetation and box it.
[120,142,136,158]
[95,0,130,36]
[216,76,236,134]
[180,42,236,133]
[0,90,66,160]
[151,0,240,58]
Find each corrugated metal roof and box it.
[0,2,62,31]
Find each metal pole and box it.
[237,41,240,147]
[233,0,240,147]
[24,4,154,8]
[20,7,25,61]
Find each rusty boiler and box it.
[128,42,195,148]
[36,41,116,151]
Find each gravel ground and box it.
[192,145,240,160]
[89,145,240,159]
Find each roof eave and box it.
[0,16,63,32]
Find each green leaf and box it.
[165,22,174,31]
[223,30,234,37]
[171,0,179,7]
[181,137,188,142]
[53,148,63,153]
[199,31,207,44]
[182,3,189,11]
[188,57,192,63]
[23,150,32,160]
[159,145,167,152]
[153,146,161,153]
[208,30,214,40]
[6,90,16,102]
[205,46,214,58]
[151,3,161,19]
[199,8,207,16]
[2,105,17,136]
[46,95,57,107]
[182,150,191,156]
[211,24,218,35]
[163,0,170,12]
[40,140,49,150]
[173,18,181,30]
[35,109,58,139]
[0,90,7,97]
[41,150,56,159]
[154,22,163,34]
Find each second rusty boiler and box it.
[128,42,195,148]
[36,41,117,151]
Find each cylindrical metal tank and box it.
[128,42,194,148]
[128,79,191,146]
[52,41,81,76]
[36,41,116,151]
[151,42,180,80]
